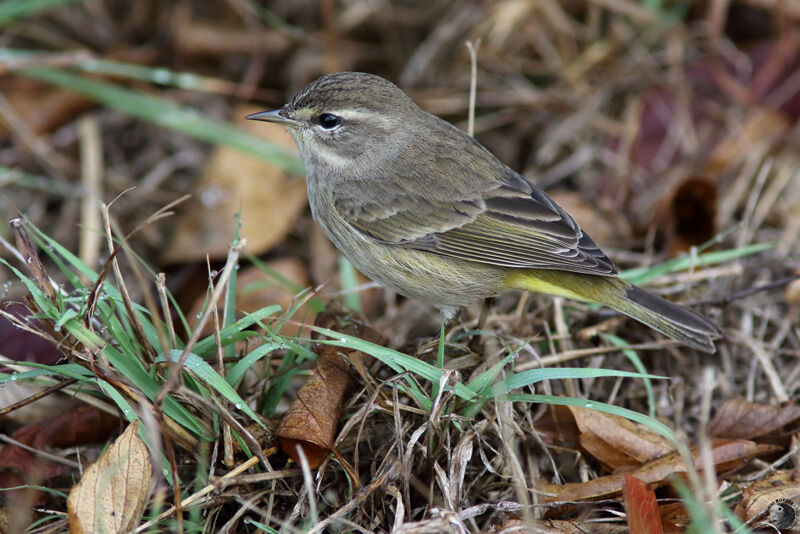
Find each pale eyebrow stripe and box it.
[326,109,391,124]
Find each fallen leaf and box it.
[276,311,386,470]
[535,404,581,450]
[0,80,94,139]
[163,104,307,262]
[624,475,664,534]
[542,439,777,502]
[569,406,673,464]
[276,347,351,469]
[580,431,641,470]
[665,177,717,255]
[0,404,119,505]
[708,398,800,439]
[67,421,152,534]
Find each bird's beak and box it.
[245,108,298,127]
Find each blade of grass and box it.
[493,368,664,397]
[311,325,475,402]
[620,242,772,286]
[504,393,679,447]
[0,165,81,196]
[20,67,303,173]
[0,362,91,383]
[158,350,265,428]
[602,333,656,418]
[0,0,84,25]
[338,257,362,313]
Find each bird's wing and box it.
[333,170,618,277]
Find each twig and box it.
[78,115,103,280]
[0,378,78,417]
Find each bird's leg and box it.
[477,297,491,332]
[436,312,446,370]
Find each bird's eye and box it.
[318,113,341,129]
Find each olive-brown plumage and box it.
[247,72,722,353]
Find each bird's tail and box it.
[509,270,723,353]
[610,283,722,353]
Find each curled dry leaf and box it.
[569,405,673,465]
[707,398,800,440]
[623,475,664,534]
[276,311,386,469]
[664,177,717,255]
[67,421,153,534]
[163,104,307,263]
[659,502,690,534]
[275,346,352,469]
[541,439,778,502]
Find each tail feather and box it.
[615,284,722,354]
[508,270,723,353]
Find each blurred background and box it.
[2,1,800,532]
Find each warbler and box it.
[247,72,722,353]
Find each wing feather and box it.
[331,134,617,276]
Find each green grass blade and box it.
[20,67,303,173]
[493,368,664,397]
[504,393,678,446]
[159,350,266,428]
[338,257,362,313]
[620,242,773,286]
[0,362,91,384]
[0,165,81,196]
[602,333,656,418]
[226,341,282,389]
[0,0,84,25]
[311,325,476,402]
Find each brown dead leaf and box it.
[276,311,386,470]
[0,80,95,140]
[708,398,800,439]
[734,470,800,525]
[0,404,119,506]
[535,404,581,450]
[542,439,777,502]
[624,475,664,534]
[276,347,352,469]
[580,432,641,470]
[665,177,717,255]
[67,421,152,534]
[569,406,674,464]
[163,104,307,263]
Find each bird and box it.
[246,72,722,353]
